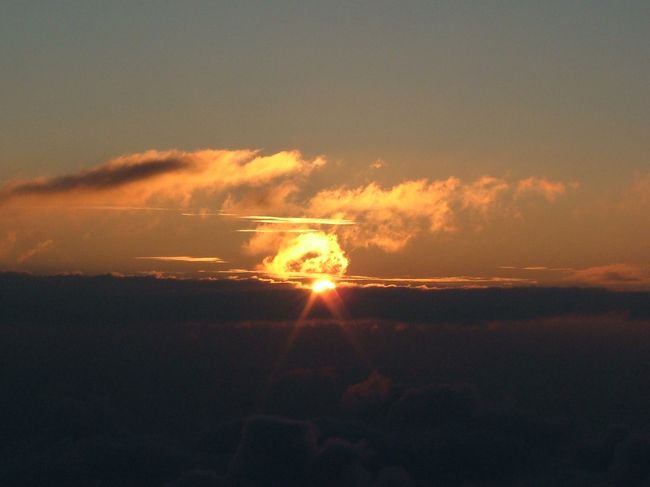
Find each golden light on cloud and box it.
[261,231,348,279]
[0,144,580,285]
[135,256,225,263]
[311,278,336,293]
[240,215,355,226]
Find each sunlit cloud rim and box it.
[210,268,535,286]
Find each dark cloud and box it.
[341,371,392,416]
[167,469,226,487]
[266,367,342,418]
[8,158,188,197]
[228,416,316,486]
[373,467,413,487]
[2,274,650,485]
[310,438,372,487]
[389,383,477,427]
[0,273,648,326]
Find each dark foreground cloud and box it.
[2,274,650,485]
[0,273,648,326]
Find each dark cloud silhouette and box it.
[9,158,188,196]
[0,273,648,326]
[167,469,226,487]
[266,367,342,418]
[389,383,477,427]
[228,416,316,486]
[310,438,372,487]
[341,371,392,416]
[2,273,650,485]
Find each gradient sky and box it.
[1,1,648,288]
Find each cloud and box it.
[341,370,392,414]
[569,264,649,287]
[0,149,324,207]
[389,384,477,427]
[310,438,372,487]
[7,274,648,329]
[239,215,355,226]
[516,177,569,202]
[17,239,54,263]
[0,147,576,277]
[134,256,226,263]
[225,174,571,282]
[260,232,349,278]
[301,176,570,253]
[306,178,461,252]
[229,416,316,486]
[461,176,510,212]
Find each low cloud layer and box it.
[569,263,650,287]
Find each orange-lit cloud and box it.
[18,239,54,263]
[260,232,348,279]
[305,178,461,252]
[568,264,649,288]
[239,216,355,226]
[461,176,510,212]
[135,256,225,263]
[237,228,319,233]
[516,177,569,202]
[0,147,580,281]
[0,149,324,207]
[229,174,574,278]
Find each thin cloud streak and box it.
[239,215,356,225]
[237,228,319,233]
[135,256,226,263]
[210,268,534,287]
[499,266,574,272]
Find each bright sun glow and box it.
[311,278,336,293]
[262,232,349,279]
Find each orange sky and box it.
[1,3,648,288]
[0,147,647,289]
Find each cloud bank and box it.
[0,148,576,280]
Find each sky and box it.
[1,1,649,288]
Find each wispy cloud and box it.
[237,228,318,233]
[499,266,573,272]
[516,177,571,202]
[209,268,534,288]
[18,239,54,263]
[72,205,177,211]
[135,256,226,263]
[568,264,649,288]
[239,215,355,225]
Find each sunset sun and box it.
[311,278,336,293]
